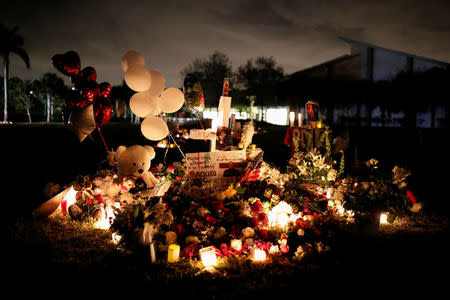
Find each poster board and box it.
[186,150,247,187]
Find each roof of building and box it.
[291,53,360,76]
[340,37,450,67]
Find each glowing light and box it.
[167,244,180,263]
[156,139,169,148]
[317,119,323,128]
[289,111,295,127]
[111,233,122,244]
[265,107,289,125]
[199,246,217,267]
[94,206,115,230]
[298,112,303,127]
[380,213,388,225]
[62,186,78,210]
[230,239,242,252]
[252,248,267,262]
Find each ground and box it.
[3,121,450,298]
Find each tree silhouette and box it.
[181,51,233,107]
[236,56,284,106]
[0,24,30,122]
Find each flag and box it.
[240,151,263,183]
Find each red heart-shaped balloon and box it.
[51,51,81,77]
[79,66,97,82]
[98,82,111,98]
[80,86,98,104]
[94,97,113,127]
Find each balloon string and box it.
[197,114,205,130]
[97,127,118,172]
[161,113,188,163]
[168,130,187,162]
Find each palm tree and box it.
[0,24,30,122]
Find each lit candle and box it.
[167,244,180,263]
[317,119,323,129]
[230,239,242,252]
[298,112,302,127]
[289,111,295,127]
[380,213,388,225]
[199,246,217,267]
[252,248,267,262]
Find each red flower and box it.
[205,216,217,224]
[211,200,224,210]
[173,223,185,236]
[167,166,174,173]
[258,229,268,240]
[220,243,233,257]
[406,190,416,204]
[258,212,268,224]
[251,200,263,214]
[182,243,200,259]
[176,176,182,180]
[215,247,223,258]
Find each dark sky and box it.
[2,0,449,87]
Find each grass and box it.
[6,211,449,298]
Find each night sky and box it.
[2,0,449,88]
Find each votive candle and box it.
[167,244,180,263]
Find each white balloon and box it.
[147,70,165,97]
[148,95,162,116]
[158,87,185,113]
[121,50,146,72]
[125,65,151,92]
[129,92,151,118]
[130,92,161,118]
[141,116,169,141]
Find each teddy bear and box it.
[115,145,159,189]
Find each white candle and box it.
[199,246,217,267]
[380,213,388,225]
[289,111,295,127]
[298,113,303,127]
[167,244,180,263]
[252,248,267,262]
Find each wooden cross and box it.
[189,89,232,152]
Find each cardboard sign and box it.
[284,127,330,156]
[186,150,246,186]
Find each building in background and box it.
[295,37,449,82]
[283,38,449,128]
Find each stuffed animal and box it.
[115,145,159,188]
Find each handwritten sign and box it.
[186,150,246,186]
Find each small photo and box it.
[216,127,232,151]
